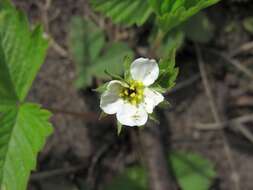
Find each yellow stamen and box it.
[137,95,142,100]
[118,80,144,105]
[130,93,136,98]
[137,81,143,87]
[131,99,137,105]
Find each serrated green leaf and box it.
[69,17,134,89]
[170,151,216,190]
[0,103,53,190]
[156,50,179,90]
[70,16,105,65]
[69,16,105,89]
[88,42,134,79]
[0,43,17,108]
[150,0,220,32]
[148,0,163,14]
[0,1,48,101]
[103,151,216,190]
[90,0,153,26]
[0,2,53,190]
[0,0,13,12]
[158,29,185,57]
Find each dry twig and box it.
[195,114,253,130]
[166,74,200,95]
[229,41,253,57]
[205,48,253,80]
[31,164,86,181]
[38,0,70,58]
[220,54,253,80]
[86,143,113,187]
[195,44,241,190]
[139,123,177,190]
[232,123,253,144]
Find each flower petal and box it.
[116,103,148,127]
[142,88,164,114]
[100,81,124,114]
[130,58,159,86]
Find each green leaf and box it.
[243,17,253,34]
[157,29,185,57]
[0,103,53,190]
[148,0,163,14]
[104,166,147,190]
[0,2,53,190]
[69,17,134,89]
[69,16,105,65]
[156,50,179,90]
[88,42,134,79]
[69,16,105,88]
[103,151,216,190]
[183,12,214,43]
[170,151,216,190]
[0,0,13,12]
[0,44,17,108]
[90,0,153,26]
[150,0,220,32]
[93,82,109,93]
[0,1,48,101]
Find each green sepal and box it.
[149,112,160,124]
[99,111,108,120]
[123,55,133,81]
[156,49,179,91]
[158,99,171,109]
[93,82,109,93]
[150,85,167,94]
[104,70,124,81]
[117,121,123,136]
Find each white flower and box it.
[100,58,164,127]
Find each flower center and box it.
[119,80,144,105]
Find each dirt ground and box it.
[12,0,253,190]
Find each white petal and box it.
[142,88,164,114]
[116,103,148,127]
[130,58,159,86]
[100,81,124,114]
